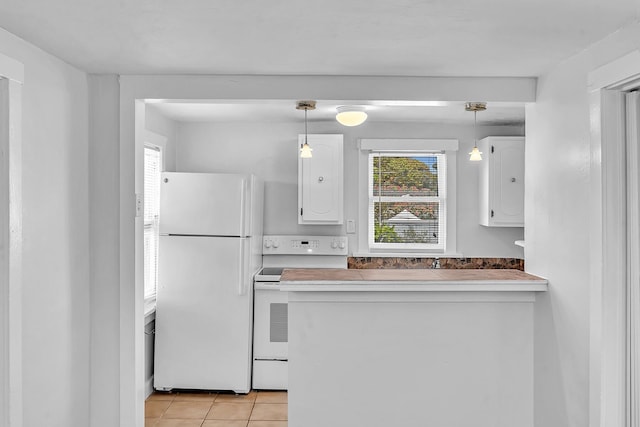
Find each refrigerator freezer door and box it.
[160,172,251,237]
[154,235,253,392]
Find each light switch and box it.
[346,219,356,234]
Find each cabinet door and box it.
[482,137,525,226]
[491,141,524,225]
[298,134,344,224]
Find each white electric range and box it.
[252,235,348,390]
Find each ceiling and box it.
[1,1,636,125]
[149,100,526,126]
[0,0,636,77]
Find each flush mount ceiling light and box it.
[336,105,368,127]
[466,102,487,161]
[297,100,316,158]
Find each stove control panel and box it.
[263,235,348,255]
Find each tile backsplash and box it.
[348,257,524,271]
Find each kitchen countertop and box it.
[279,268,548,292]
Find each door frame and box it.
[119,75,536,427]
[0,51,24,427]
[588,50,640,427]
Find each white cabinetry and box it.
[298,134,343,224]
[479,136,525,227]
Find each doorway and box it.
[0,76,9,427]
[589,51,640,427]
[625,89,640,427]
[0,53,24,427]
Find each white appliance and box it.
[154,172,264,394]
[253,235,347,390]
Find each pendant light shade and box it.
[466,102,486,162]
[300,142,313,158]
[297,100,316,158]
[336,106,367,126]
[469,146,483,161]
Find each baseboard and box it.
[145,375,154,399]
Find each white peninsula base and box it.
[281,269,547,427]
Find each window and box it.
[358,138,458,255]
[144,145,162,301]
[369,152,446,250]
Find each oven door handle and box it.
[254,282,282,290]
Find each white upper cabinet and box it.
[478,136,525,227]
[298,134,344,224]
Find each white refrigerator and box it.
[154,172,264,393]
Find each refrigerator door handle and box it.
[238,240,246,295]
[240,177,247,236]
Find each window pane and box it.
[373,155,439,197]
[373,202,440,244]
[144,147,161,224]
[144,146,161,300]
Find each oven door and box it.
[253,285,288,389]
[254,286,288,359]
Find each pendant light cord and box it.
[474,110,478,148]
[304,108,308,145]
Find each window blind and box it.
[144,146,161,300]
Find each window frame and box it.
[368,152,447,251]
[357,139,458,256]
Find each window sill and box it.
[352,252,464,259]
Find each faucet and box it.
[431,258,441,269]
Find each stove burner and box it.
[258,267,284,276]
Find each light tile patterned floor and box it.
[145,390,287,427]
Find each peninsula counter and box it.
[280,268,547,427]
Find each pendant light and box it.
[466,102,486,161]
[297,100,316,158]
[336,105,368,126]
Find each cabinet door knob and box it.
[318,176,324,182]
[511,177,516,182]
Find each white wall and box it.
[145,104,177,172]
[525,22,640,427]
[0,28,90,427]
[88,74,120,427]
[175,119,525,257]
